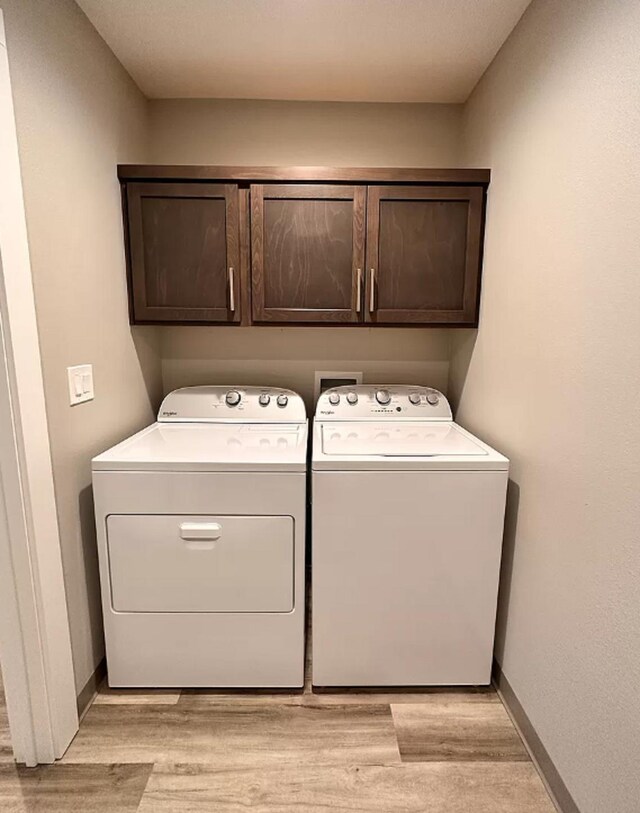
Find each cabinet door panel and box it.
[127,182,240,323]
[252,185,365,323]
[366,186,484,325]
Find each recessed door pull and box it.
[180,522,222,550]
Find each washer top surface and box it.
[321,421,486,457]
[93,386,308,472]
[313,385,508,471]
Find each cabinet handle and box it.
[356,267,363,313]
[228,267,235,312]
[369,268,376,312]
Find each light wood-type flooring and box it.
[0,654,557,812]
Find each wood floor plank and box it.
[137,762,556,812]
[0,706,13,763]
[0,763,152,812]
[179,687,498,707]
[62,704,400,767]
[178,690,307,707]
[0,671,12,763]
[392,701,530,762]
[93,681,181,705]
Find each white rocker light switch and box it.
[67,364,94,405]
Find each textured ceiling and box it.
[77,0,531,103]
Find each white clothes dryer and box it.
[92,386,307,688]
[311,384,509,687]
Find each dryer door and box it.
[107,514,294,612]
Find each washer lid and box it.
[322,422,485,456]
[314,421,508,471]
[92,421,308,472]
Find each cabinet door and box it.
[365,186,484,325]
[251,184,366,323]
[126,182,240,323]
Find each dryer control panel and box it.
[158,386,306,422]
[315,385,452,421]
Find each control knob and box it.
[408,392,421,405]
[276,393,289,407]
[225,390,241,407]
[426,392,440,406]
[328,392,341,405]
[346,391,358,405]
[375,389,391,405]
[258,393,271,406]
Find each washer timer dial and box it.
[375,389,391,405]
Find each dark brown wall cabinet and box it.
[126,182,241,323]
[251,184,365,324]
[120,167,489,327]
[366,186,483,325]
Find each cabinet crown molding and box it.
[118,165,490,185]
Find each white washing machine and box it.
[312,384,509,687]
[92,386,307,688]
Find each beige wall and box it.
[162,328,450,412]
[449,1,640,811]
[150,98,461,398]
[148,98,462,167]
[3,0,163,692]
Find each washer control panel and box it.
[315,385,452,421]
[159,386,306,422]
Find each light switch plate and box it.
[67,364,94,406]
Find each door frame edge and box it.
[0,9,79,766]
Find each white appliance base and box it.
[312,469,507,687]
[105,612,304,688]
[93,470,305,688]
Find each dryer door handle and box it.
[179,522,222,549]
